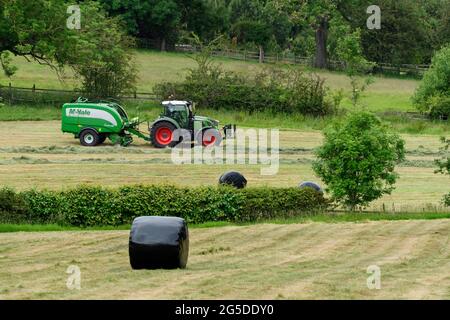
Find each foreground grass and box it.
[1,211,450,233]
[0,219,449,299]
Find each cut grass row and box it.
[1,104,449,135]
[2,211,450,233]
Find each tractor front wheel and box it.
[151,122,179,148]
[198,128,222,147]
[80,129,100,147]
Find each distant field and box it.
[0,120,448,212]
[1,219,449,299]
[0,50,419,112]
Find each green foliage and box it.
[154,46,334,116]
[68,2,137,98]
[0,185,327,226]
[0,187,28,223]
[336,27,376,107]
[0,0,137,99]
[0,51,17,77]
[434,137,450,206]
[443,193,450,207]
[413,45,450,118]
[313,112,405,210]
[240,187,328,221]
[435,137,450,175]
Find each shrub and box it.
[154,51,334,116]
[21,189,62,224]
[0,185,327,226]
[239,187,327,221]
[60,186,122,227]
[313,112,405,210]
[443,193,450,207]
[428,94,450,120]
[0,187,29,223]
[413,45,450,119]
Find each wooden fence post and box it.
[9,82,12,105]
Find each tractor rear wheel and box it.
[80,129,100,147]
[198,128,222,147]
[151,122,179,148]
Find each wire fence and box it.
[0,83,158,106]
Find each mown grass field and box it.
[0,120,448,212]
[0,219,449,299]
[0,50,419,112]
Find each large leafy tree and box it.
[413,45,450,118]
[313,112,405,210]
[99,0,226,50]
[0,0,137,98]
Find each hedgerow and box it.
[154,59,336,116]
[0,185,327,226]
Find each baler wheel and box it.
[80,129,100,147]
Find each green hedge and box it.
[0,185,327,227]
[154,66,335,116]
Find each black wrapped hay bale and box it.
[299,181,323,193]
[129,216,189,270]
[219,171,247,189]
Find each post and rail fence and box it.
[0,83,158,106]
[170,43,430,77]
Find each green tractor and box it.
[61,98,236,148]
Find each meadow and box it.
[1,50,420,112]
[1,219,449,299]
[0,49,449,301]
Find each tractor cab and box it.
[162,100,193,129]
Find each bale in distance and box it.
[219,171,247,189]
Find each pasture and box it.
[0,50,419,112]
[0,120,448,212]
[0,220,449,299]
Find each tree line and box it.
[95,0,450,66]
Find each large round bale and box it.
[129,216,189,270]
[219,171,247,189]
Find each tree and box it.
[0,0,137,98]
[231,19,271,63]
[313,112,405,210]
[335,27,375,107]
[413,45,450,119]
[434,137,450,206]
[69,2,137,98]
[0,0,72,73]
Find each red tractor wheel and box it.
[151,122,178,148]
[199,128,222,147]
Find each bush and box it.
[443,193,450,207]
[22,189,63,224]
[0,185,327,226]
[428,94,450,120]
[240,187,327,221]
[413,45,450,119]
[0,187,29,223]
[313,112,405,210]
[154,59,334,116]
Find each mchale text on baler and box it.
[61,98,236,147]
